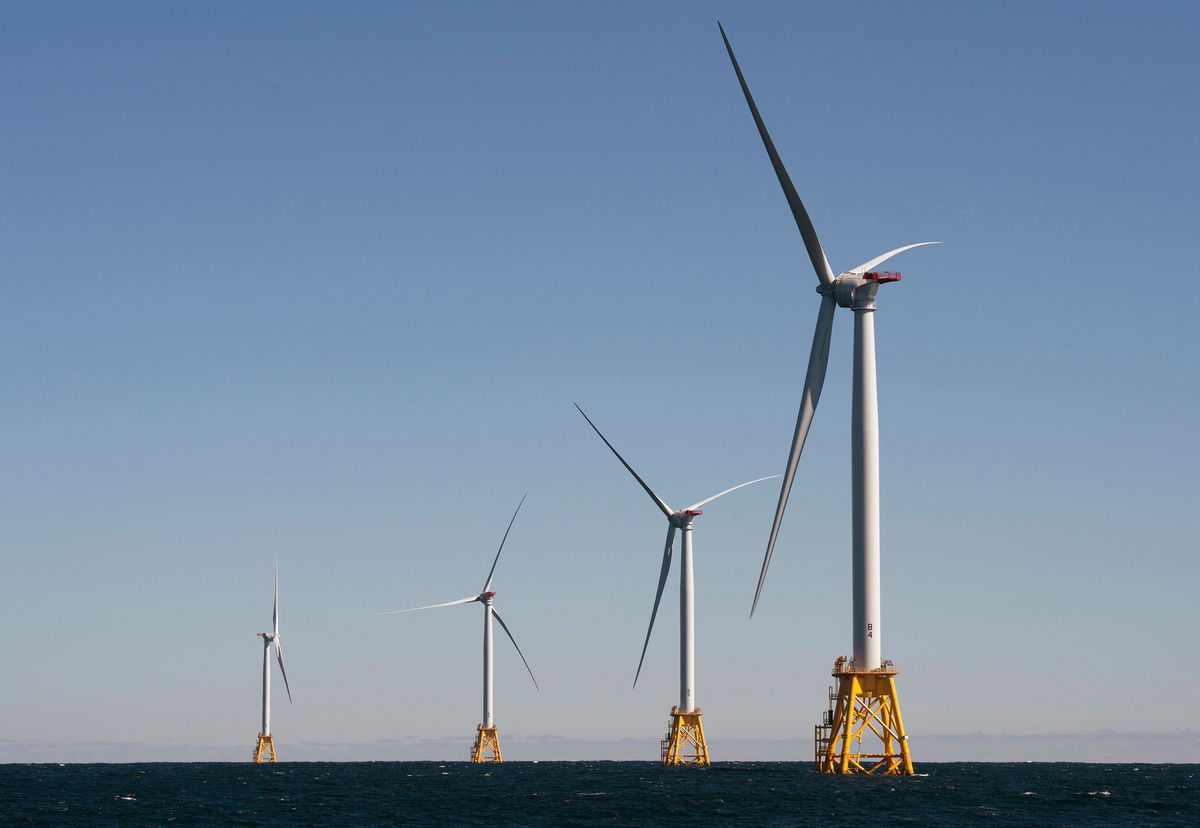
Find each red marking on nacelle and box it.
[863,271,901,283]
[684,509,703,516]
[484,591,496,598]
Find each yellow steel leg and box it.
[252,734,276,763]
[471,725,502,763]
[886,675,914,774]
[819,658,913,775]
[837,675,859,773]
[661,706,710,766]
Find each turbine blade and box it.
[634,524,676,688]
[685,474,781,512]
[574,403,672,517]
[719,22,835,287]
[377,596,478,615]
[753,292,837,616]
[272,559,279,637]
[847,242,942,275]
[274,638,292,703]
[483,493,527,593]
[491,608,539,691]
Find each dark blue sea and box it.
[1,762,1195,826]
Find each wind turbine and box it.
[380,495,538,763]
[720,22,938,775]
[575,403,777,765]
[252,560,292,763]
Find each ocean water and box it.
[1,762,1195,826]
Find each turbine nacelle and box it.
[669,509,703,527]
[832,275,881,311]
[830,268,905,311]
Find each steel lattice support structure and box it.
[252,734,276,763]
[815,658,912,774]
[471,725,502,763]
[661,707,710,766]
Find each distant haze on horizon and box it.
[1,1,1197,765]
[3,732,1198,764]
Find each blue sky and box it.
[1,0,1197,761]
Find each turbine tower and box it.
[576,403,777,765]
[720,22,938,775]
[253,560,292,763]
[381,495,538,763]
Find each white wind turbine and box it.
[380,495,538,763]
[252,560,292,763]
[575,403,777,765]
[720,23,936,774]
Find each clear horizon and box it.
[5,731,1199,764]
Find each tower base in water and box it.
[471,725,502,763]
[252,733,276,763]
[660,706,710,765]
[814,656,913,774]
